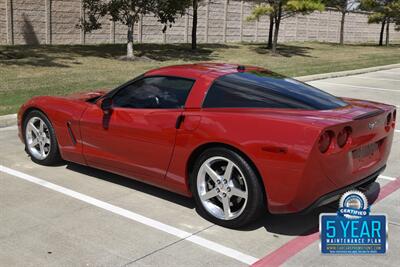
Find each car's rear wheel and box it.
[190,147,265,228]
[23,110,61,165]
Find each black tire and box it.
[190,147,265,228]
[23,110,62,166]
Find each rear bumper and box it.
[298,165,385,214]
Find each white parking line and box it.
[389,220,400,227]
[379,70,400,75]
[311,81,400,93]
[351,76,400,82]
[0,165,258,265]
[378,175,397,181]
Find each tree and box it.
[80,0,190,58]
[247,1,324,53]
[247,2,275,49]
[360,0,400,46]
[395,1,400,29]
[191,0,215,50]
[322,0,359,45]
[192,0,199,50]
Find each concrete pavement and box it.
[0,68,399,266]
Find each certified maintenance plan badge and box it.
[320,190,388,254]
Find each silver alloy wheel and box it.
[197,156,248,220]
[25,117,51,160]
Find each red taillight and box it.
[319,131,333,153]
[337,127,351,148]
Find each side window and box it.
[202,73,348,110]
[112,76,195,109]
[202,78,297,109]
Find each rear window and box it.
[202,71,348,110]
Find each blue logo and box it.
[320,190,387,254]
[338,190,370,219]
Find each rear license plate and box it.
[353,142,379,159]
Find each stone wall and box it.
[1,0,399,45]
[0,1,6,44]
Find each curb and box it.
[0,63,399,129]
[295,63,400,82]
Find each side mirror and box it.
[101,97,113,115]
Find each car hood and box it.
[65,90,108,101]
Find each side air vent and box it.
[66,121,77,145]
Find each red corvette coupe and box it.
[18,63,396,227]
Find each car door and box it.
[79,76,195,184]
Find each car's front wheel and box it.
[191,147,265,228]
[23,110,62,165]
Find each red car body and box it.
[18,63,396,214]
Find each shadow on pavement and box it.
[243,182,381,236]
[64,162,381,236]
[66,162,195,209]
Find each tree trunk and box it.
[379,19,386,46]
[127,23,134,58]
[385,19,390,46]
[192,0,198,50]
[339,11,345,45]
[272,4,282,54]
[267,15,274,49]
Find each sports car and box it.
[18,63,396,228]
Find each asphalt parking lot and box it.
[1,68,399,267]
